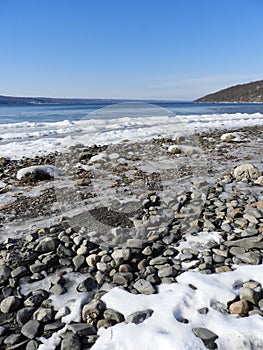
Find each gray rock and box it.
[16,307,36,325]
[113,272,133,286]
[61,333,82,350]
[193,327,218,346]
[118,264,132,273]
[95,271,105,285]
[240,287,261,305]
[0,265,11,285]
[215,266,232,273]
[57,244,73,257]
[49,284,67,295]
[3,333,22,345]
[21,320,41,339]
[126,239,146,249]
[213,254,225,263]
[225,236,263,250]
[55,306,71,320]
[241,228,258,238]
[26,340,39,350]
[198,307,209,314]
[180,253,194,262]
[127,309,154,324]
[50,275,66,285]
[229,246,245,257]
[146,273,160,284]
[233,164,261,181]
[149,257,168,265]
[67,323,97,336]
[133,279,156,295]
[77,277,97,292]
[245,208,263,219]
[142,246,153,256]
[96,262,110,273]
[11,266,29,278]
[33,307,53,322]
[73,255,85,270]
[82,299,106,324]
[29,261,47,274]
[157,266,177,278]
[35,237,58,253]
[243,213,258,224]
[104,309,125,323]
[241,252,261,265]
[24,295,44,307]
[0,296,22,313]
[0,327,6,336]
[44,322,65,332]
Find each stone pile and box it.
[0,161,263,348]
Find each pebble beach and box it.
[1,123,263,349]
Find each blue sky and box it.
[1,0,263,100]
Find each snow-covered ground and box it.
[1,105,263,349]
[94,265,263,350]
[1,111,263,159]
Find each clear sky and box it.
[1,0,263,100]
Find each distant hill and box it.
[0,95,131,105]
[194,80,263,103]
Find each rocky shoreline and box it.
[0,126,263,349]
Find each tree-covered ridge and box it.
[195,80,263,103]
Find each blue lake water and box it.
[1,102,263,124]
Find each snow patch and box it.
[16,165,65,180]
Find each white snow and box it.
[92,265,263,350]
[220,132,247,142]
[16,165,65,180]
[1,112,263,159]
